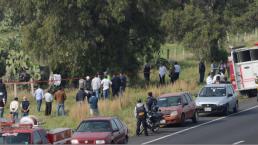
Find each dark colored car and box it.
[71,117,129,144]
[158,92,198,125]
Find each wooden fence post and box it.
[30,78,34,96]
[14,83,17,97]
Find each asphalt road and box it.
[129,97,258,144]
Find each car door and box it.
[38,129,49,144]
[114,118,125,143]
[226,85,234,111]
[229,85,237,109]
[181,95,191,119]
[33,131,43,144]
[110,120,120,144]
[185,93,195,117]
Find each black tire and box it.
[223,104,230,116]
[123,136,128,144]
[180,113,186,126]
[233,102,239,113]
[192,112,198,123]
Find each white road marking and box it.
[233,140,245,145]
[141,105,258,145]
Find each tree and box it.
[4,0,164,78]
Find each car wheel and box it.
[191,112,198,123]
[233,102,239,113]
[180,113,186,126]
[223,104,230,116]
[123,136,128,144]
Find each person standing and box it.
[146,92,157,111]
[34,85,44,112]
[10,97,19,121]
[199,60,206,83]
[85,76,92,103]
[134,99,148,136]
[206,73,213,85]
[144,63,151,83]
[89,92,99,116]
[91,74,101,99]
[119,72,127,95]
[44,90,53,116]
[173,62,181,82]
[111,74,121,97]
[211,61,217,76]
[101,75,112,99]
[76,88,87,104]
[0,96,5,118]
[159,64,167,85]
[21,96,30,116]
[54,88,66,116]
[0,79,7,104]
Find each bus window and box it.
[238,50,251,62]
[250,49,258,60]
[233,52,238,63]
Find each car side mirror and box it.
[228,94,233,97]
[112,129,119,133]
[183,102,188,106]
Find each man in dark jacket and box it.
[89,92,99,116]
[144,63,151,83]
[199,60,206,83]
[111,74,121,97]
[0,79,7,103]
[21,96,30,116]
[76,88,87,104]
[119,73,127,95]
[146,92,157,111]
[134,99,148,136]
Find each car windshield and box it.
[157,96,181,107]
[76,120,112,132]
[199,87,226,97]
[0,133,30,144]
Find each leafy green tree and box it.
[4,0,164,78]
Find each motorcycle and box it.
[139,108,164,134]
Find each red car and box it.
[70,117,129,144]
[157,92,198,125]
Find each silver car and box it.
[195,84,238,115]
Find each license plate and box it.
[204,107,212,112]
[160,120,166,124]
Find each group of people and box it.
[78,72,127,100]
[199,60,228,84]
[143,62,181,85]
[76,72,127,116]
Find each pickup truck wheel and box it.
[191,112,198,123]
[233,102,239,113]
[180,113,186,126]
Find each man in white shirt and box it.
[206,73,213,85]
[101,76,112,99]
[91,74,101,98]
[10,97,19,121]
[44,90,53,116]
[159,64,167,84]
[34,86,44,112]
